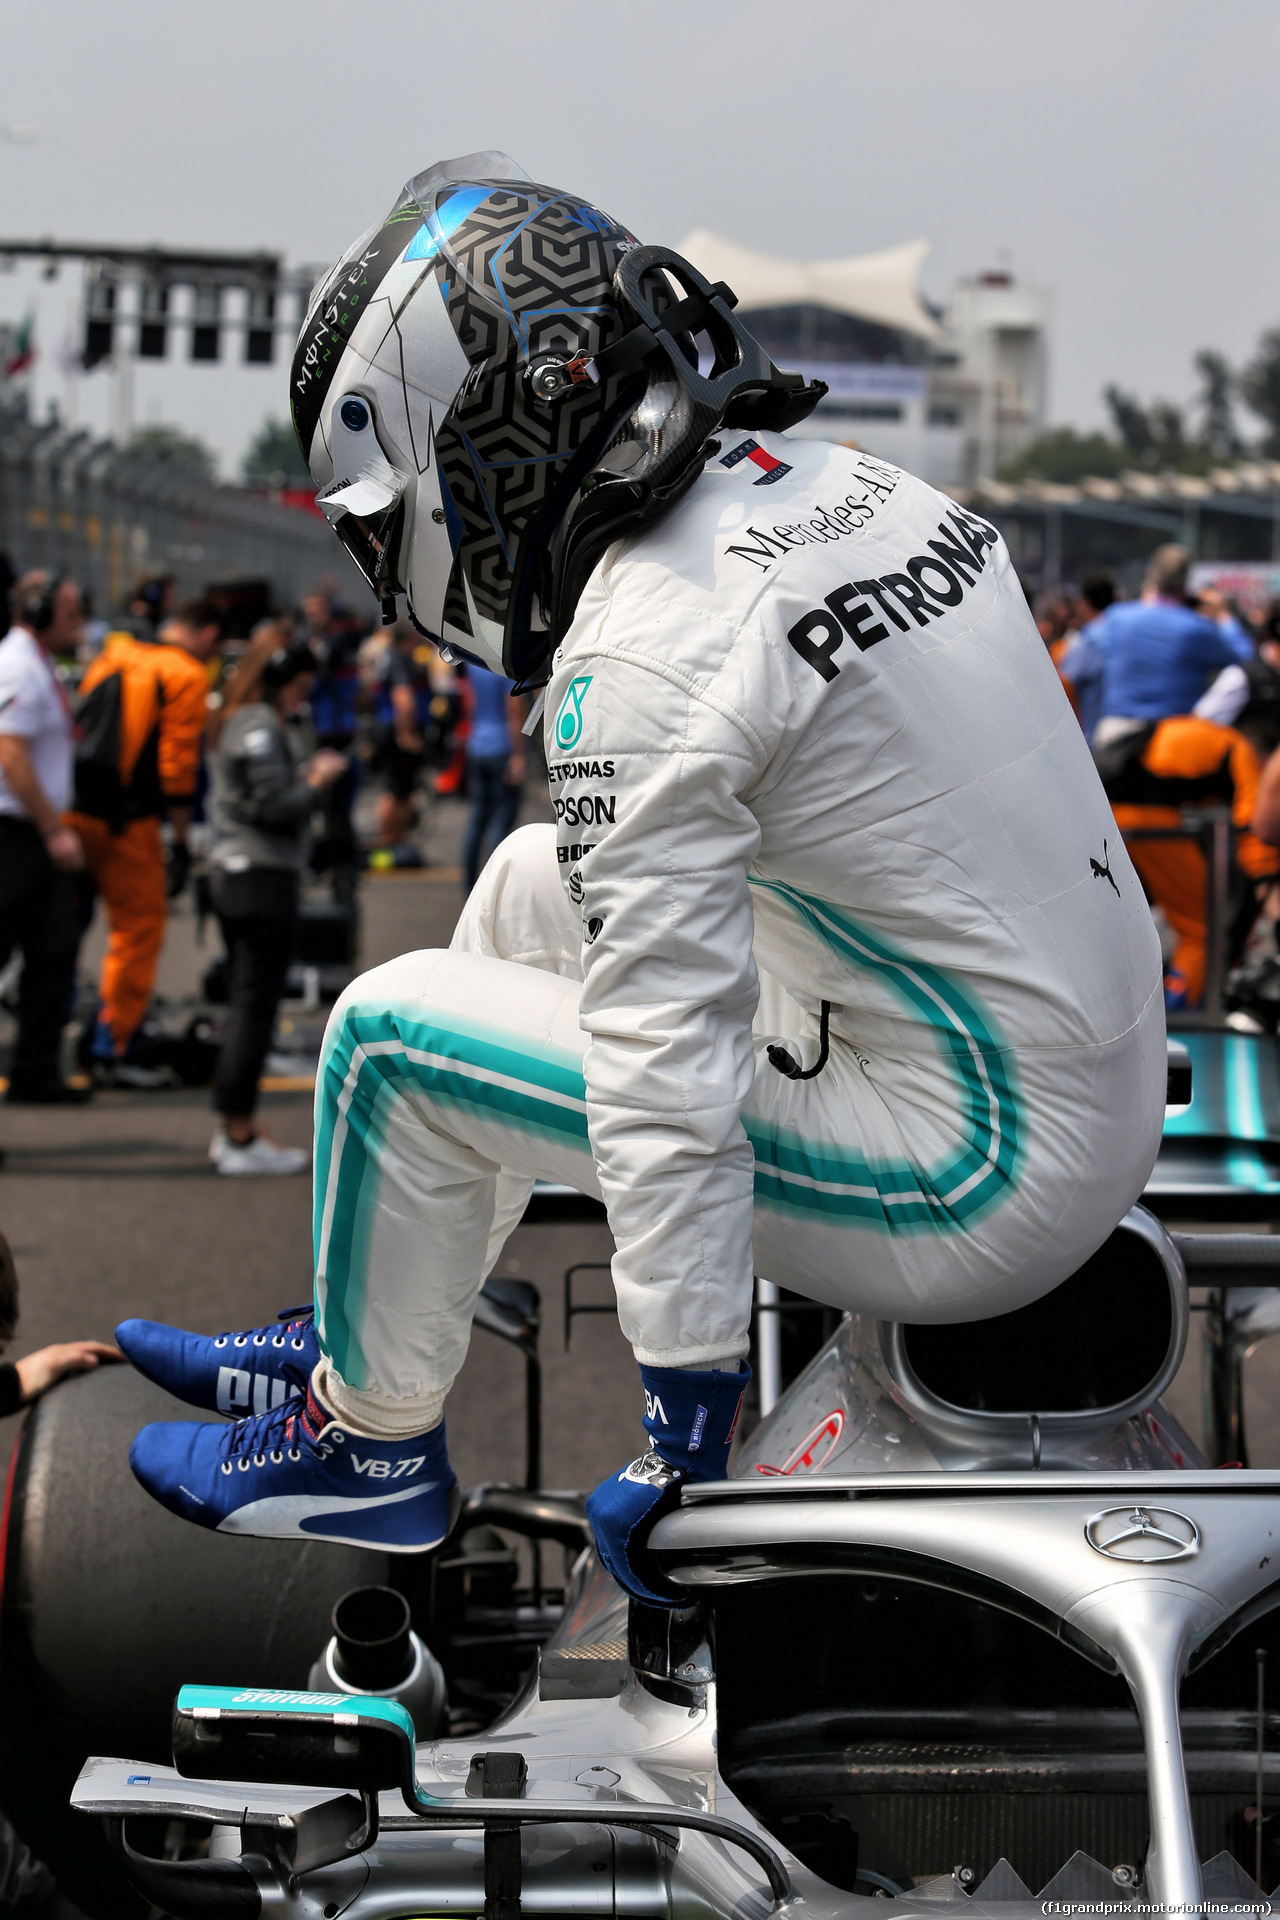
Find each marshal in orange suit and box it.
[66,603,222,1071]
[1104,714,1278,1009]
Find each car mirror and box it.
[172,1685,418,1803]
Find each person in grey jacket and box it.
[208,631,347,1176]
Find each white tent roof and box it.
[676,229,939,342]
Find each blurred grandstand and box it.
[956,461,1280,599]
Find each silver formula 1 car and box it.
[6,1157,1274,1920]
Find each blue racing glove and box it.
[585,1362,751,1605]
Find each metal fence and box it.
[0,403,350,619]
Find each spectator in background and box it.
[1034,587,1076,667]
[1101,712,1277,1009]
[208,626,348,1176]
[372,620,429,850]
[432,647,468,797]
[127,572,176,643]
[1057,571,1116,743]
[1195,596,1280,760]
[0,572,88,1104]
[78,586,111,666]
[68,601,221,1087]
[303,588,347,653]
[1096,544,1253,728]
[1254,732,1280,846]
[1090,550,1267,1010]
[461,666,527,894]
[303,588,367,899]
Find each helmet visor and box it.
[316,459,408,601]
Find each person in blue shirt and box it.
[461,666,527,892]
[1096,545,1253,723]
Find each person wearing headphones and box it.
[207,626,348,1175]
[0,571,89,1105]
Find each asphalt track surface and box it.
[0,793,1278,1495]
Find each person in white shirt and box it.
[0,571,90,1104]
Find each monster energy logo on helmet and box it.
[290,195,422,463]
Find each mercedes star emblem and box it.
[1085,1506,1200,1562]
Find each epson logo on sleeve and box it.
[555,792,616,828]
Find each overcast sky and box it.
[1,0,1276,476]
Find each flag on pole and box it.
[4,314,35,378]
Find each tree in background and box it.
[1195,349,1244,462]
[126,424,217,483]
[1103,387,1197,471]
[1240,331,1280,458]
[1102,386,1158,464]
[242,416,311,488]
[1000,341,1260,484]
[999,428,1130,485]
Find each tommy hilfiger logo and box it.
[721,437,792,486]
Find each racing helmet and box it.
[292,152,826,684]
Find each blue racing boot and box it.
[129,1382,459,1551]
[586,1362,750,1605]
[116,1307,319,1417]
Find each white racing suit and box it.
[312,435,1165,1413]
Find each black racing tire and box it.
[0,1364,388,1920]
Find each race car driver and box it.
[118,154,1166,1601]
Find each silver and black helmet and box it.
[292,152,825,682]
